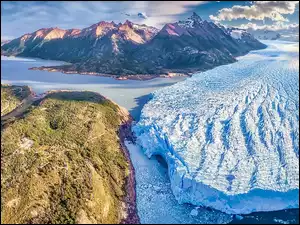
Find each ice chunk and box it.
[235,215,244,220]
[133,40,299,214]
[190,208,199,217]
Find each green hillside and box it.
[1,91,133,224]
[1,84,31,116]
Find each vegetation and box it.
[1,84,31,116]
[1,91,131,224]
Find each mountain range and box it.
[246,29,281,40]
[1,13,267,79]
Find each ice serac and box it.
[133,41,299,214]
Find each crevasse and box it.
[133,40,299,214]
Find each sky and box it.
[1,1,299,40]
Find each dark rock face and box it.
[1,13,267,76]
[1,22,158,61]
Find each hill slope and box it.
[1,91,138,224]
[1,84,31,116]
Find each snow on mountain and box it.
[230,29,245,40]
[133,40,299,214]
[159,23,188,36]
[132,23,159,34]
[247,29,281,40]
[178,12,203,29]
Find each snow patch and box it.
[230,29,245,39]
[190,208,199,217]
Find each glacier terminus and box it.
[133,40,299,214]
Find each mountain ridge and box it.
[1,12,267,79]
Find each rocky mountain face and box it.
[1,21,158,62]
[1,13,266,76]
[128,13,266,75]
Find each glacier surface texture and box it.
[133,41,299,214]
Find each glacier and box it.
[133,40,299,214]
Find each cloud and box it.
[137,12,147,19]
[1,1,208,39]
[1,36,15,41]
[221,21,299,42]
[210,1,299,22]
[127,1,208,27]
[235,21,299,32]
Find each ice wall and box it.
[133,41,299,214]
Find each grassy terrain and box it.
[1,91,131,224]
[1,84,31,116]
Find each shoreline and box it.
[118,117,140,224]
[28,66,190,81]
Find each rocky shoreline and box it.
[28,66,189,81]
[119,117,140,224]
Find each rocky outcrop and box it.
[1,21,158,61]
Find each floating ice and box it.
[133,41,299,214]
[1,56,37,61]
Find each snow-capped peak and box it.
[178,12,203,28]
[227,27,251,40]
[189,12,202,23]
[123,20,133,27]
[230,29,244,39]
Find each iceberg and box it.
[133,41,299,214]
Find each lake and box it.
[1,56,186,121]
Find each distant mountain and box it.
[1,21,158,61]
[246,28,281,40]
[1,40,11,46]
[128,14,266,74]
[1,13,266,78]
